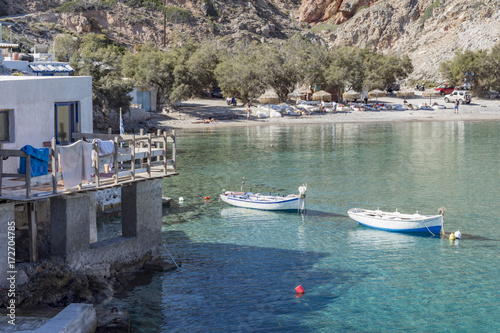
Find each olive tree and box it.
[325,47,412,99]
[439,49,489,93]
[486,43,500,91]
[54,34,79,62]
[122,41,218,106]
[71,33,132,113]
[215,41,267,104]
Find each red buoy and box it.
[295,285,305,294]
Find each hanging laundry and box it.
[58,140,93,188]
[94,139,115,156]
[19,145,50,177]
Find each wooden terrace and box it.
[0,130,178,202]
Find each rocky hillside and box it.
[1,0,499,83]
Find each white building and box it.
[0,75,93,173]
[129,85,158,112]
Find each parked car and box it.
[386,82,400,93]
[444,90,471,104]
[435,83,455,95]
[210,86,223,98]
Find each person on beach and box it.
[231,96,236,106]
[246,106,251,120]
[192,118,215,124]
[454,99,459,113]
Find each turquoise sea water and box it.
[107,121,500,332]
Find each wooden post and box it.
[26,155,31,199]
[114,137,119,184]
[162,131,168,175]
[147,133,152,178]
[0,144,3,196]
[27,202,38,262]
[51,137,57,194]
[172,130,176,172]
[139,128,145,169]
[94,141,100,187]
[131,135,136,181]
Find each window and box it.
[54,102,79,144]
[0,109,15,143]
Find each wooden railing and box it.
[0,130,176,200]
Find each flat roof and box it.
[0,75,91,81]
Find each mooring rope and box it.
[422,219,436,236]
[162,244,180,269]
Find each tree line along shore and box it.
[49,33,500,118]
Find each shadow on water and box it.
[110,230,362,333]
[304,209,348,218]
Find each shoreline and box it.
[153,95,500,131]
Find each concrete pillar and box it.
[121,179,162,243]
[0,202,15,288]
[51,193,90,255]
[88,191,97,243]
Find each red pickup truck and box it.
[435,84,455,95]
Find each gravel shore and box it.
[154,94,500,131]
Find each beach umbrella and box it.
[396,90,415,99]
[258,92,279,105]
[368,89,386,101]
[312,90,332,102]
[343,91,360,101]
[422,90,441,104]
[289,91,306,103]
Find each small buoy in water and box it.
[295,285,305,294]
[204,196,210,200]
[179,197,184,203]
[454,230,462,239]
[449,233,455,241]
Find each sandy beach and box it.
[153,93,500,130]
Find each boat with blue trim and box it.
[220,185,306,212]
[347,207,445,234]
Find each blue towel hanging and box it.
[19,145,50,177]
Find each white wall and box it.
[0,76,93,172]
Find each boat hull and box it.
[220,193,302,211]
[348,208,443,234]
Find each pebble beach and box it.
[155,94,500,130]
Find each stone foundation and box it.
[0,178,166,308]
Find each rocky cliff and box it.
[1,0,499,83]
[320,0,500,81]
[299,0,380,24]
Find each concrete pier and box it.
[28,303,96,333]
[122,179,162,240]
[51,193,91,255]
[48,179,164,276]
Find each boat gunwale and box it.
[222,194,299,205]
[348,208,441,221]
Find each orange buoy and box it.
[295,285,305,294]
[204,196,210,200]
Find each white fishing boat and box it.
[220,185,307,212]
[347,207,445,234]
